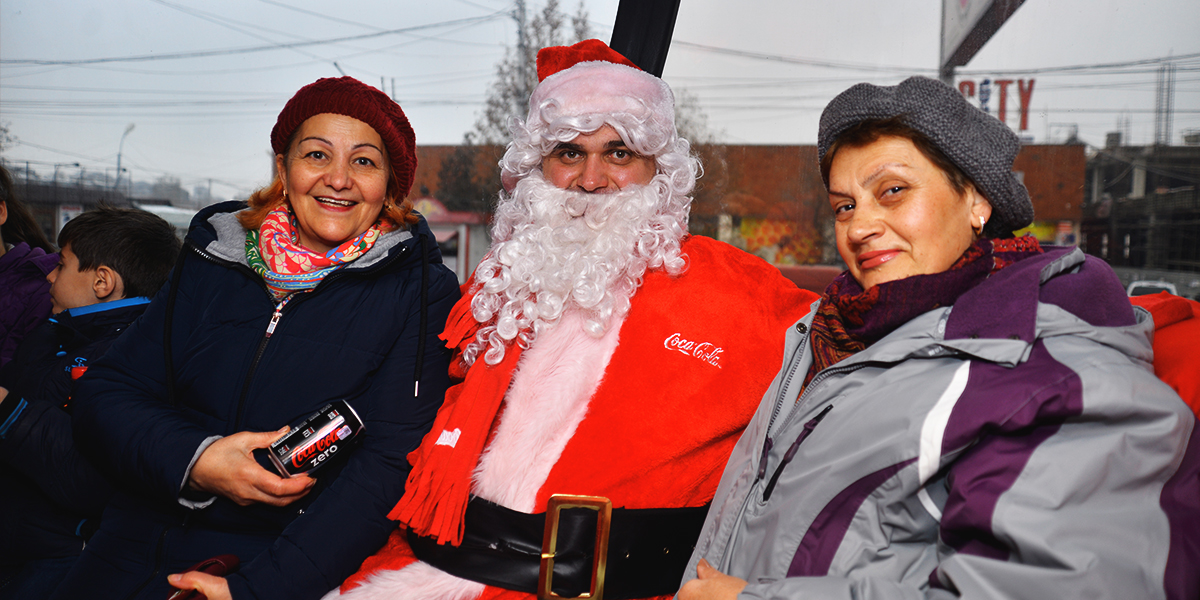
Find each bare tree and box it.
[0,122,16,155]
[471,0,589,144]
[437,134,501,214]
[674,89,720,146]
[675,89,729,237]
[571,0,589,43]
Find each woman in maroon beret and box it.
[54,77,460,600]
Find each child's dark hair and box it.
[57,205,181,298]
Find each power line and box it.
[1,13,508,66]
[672,40,936,74]
[958,53,1200,76]
[674,40,1200,78]
[253,0,503,49]
[255,0,390,32]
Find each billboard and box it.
[940,0,1026,79]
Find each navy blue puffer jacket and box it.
[69,201,459,599]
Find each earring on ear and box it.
[972,215,986,236]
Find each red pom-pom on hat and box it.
[536,39,640,82]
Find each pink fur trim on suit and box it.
[330,311,622,600]
[474,311,620,510]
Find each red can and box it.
[268,400,365,477]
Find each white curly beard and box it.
[463,169,688,367]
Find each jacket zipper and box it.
[184,242,282,431]
[757,324,812,482]
[764,325,812,438]
[758,357,864,484]
[234,300,285,429]
[762,404,833,502]
[124,527,169,600]
[184,240,412,431]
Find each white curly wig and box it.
[464,60,702,367]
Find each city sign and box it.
[957,78,1036,131]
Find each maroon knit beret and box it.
[271,76,417,198]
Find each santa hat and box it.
[528,39,674,134]
[536,38,638,81]
[501,40,680,191]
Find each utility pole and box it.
[1155,62,1176,146]
[114,123,135,192]
[513,0,530,119]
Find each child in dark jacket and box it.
[0,205,180,599]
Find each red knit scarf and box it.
[386,283,522,546]
[805,235,1043,388]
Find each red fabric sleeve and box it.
[1131,292,1200,417]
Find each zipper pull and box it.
[762,404,833,502]
[756,437,774,481]
[265,303,284,337]
[783,405,833,463]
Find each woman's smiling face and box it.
[276,113,390,254]
[828,135,992,290]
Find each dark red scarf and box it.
[805,235,1043,388]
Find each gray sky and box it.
[2,0,1197,201]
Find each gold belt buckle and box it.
[538,494,612,600]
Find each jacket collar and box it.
[59,296,151,319]
[186,201,423,272]
[946,245,1138,341]
[829,247,1146,369]
[49,297,152,345]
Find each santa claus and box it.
[332,40,819,600]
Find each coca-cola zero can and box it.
[268,400,364,477]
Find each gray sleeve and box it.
[176,434,221,509]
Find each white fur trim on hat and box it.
[500,59,695,193]
[530,60,674,123]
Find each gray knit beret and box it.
[817,76,1033,235]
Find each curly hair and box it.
[498,97,700,200]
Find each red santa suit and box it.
[1131,291,1200,416]
[338,235,820,599]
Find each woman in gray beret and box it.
[678,76,1200,600]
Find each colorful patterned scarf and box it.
[246,204,382,301]
[804,235,1043,389]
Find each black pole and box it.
[609,0,681,77]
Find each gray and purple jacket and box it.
[682,247,1200,600]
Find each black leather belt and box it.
[408,495,709,600]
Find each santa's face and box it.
[541,125,656,193]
